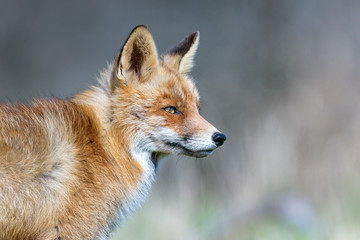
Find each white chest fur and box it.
[107,147,156,236]
[128,148,156,212]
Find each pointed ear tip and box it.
[190,31,200,43]
[133,25,149,31]
[131,25,152,36]
[191,31,200,38]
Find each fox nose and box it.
[212,132,227,147]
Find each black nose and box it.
[212,132,227,147]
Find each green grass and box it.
[111,201,324,240]
[110,185,360,240]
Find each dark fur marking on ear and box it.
[129,43,144,75]
[116,25,149,75]
[165,31,198,57]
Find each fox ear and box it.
[112,25,159,91]
[162,31,199,74]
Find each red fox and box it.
[0,25,226,239]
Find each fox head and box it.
[109,25,226,161]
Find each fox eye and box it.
[163,106,180,115]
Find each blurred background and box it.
[1,0,360,239]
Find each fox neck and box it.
[72,86,157,222]
[72,84,159,168]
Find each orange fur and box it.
[0,26,225,239]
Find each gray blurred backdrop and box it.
[1,1,360,239]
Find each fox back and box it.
[0,26,226,239]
